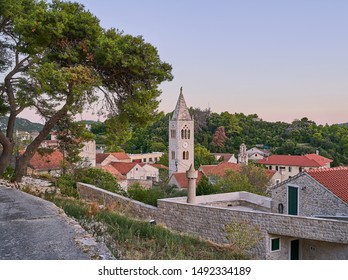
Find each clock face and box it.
[182,142,188,148]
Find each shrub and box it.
[127,183,165,206]
[75,168,121,193]
[225,221,262,257]
[57,174,79,198]
[2,166,15,181]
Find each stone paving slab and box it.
[0,185,114,260]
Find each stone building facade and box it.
[271,169,348,217]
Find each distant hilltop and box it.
[0,116,44,133]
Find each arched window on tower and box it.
[183,151,189,160]
[181,125,190,139]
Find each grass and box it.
[47,195,247,260]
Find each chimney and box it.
[186,164,198,204]
[316,150,319,155]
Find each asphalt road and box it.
[0,185,114,260]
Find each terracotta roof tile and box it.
[28,150,63,171]
[171,171,203,189]
[98,165,126,181]
[109,162,138,175]
[208,162,242,177]
[307,167,348,204]
[96,153,110,164]
[257,154,331,167]
[110,152,130,160]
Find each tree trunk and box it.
[13,105,70,182]
[0,141,15,175]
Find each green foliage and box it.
[0,0,172,181]
[127,181,187,207]
[196,175,220,196]
[57,168,122,198]
[214,165,269,196]
[127,183,165,206]
[225,221,262,256]
[2,166,15,181]
[75,168,121,193]
[194,144,217,169]
[57,174,79,198]
[115,110,348,168]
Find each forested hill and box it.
[115,109,348,167]
[0,116,43,133]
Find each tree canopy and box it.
[0,0,172,181]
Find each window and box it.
[181,125,190,139]
[183,151,189,160]
[171,151,175,160]
[289,166,292,172]
[170,129,176,138]
[276,166,279,171]
[269,166,272,170]
[271,238,280,252]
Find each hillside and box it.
[0,116,44,133]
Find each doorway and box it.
[288,186,298,215]
[290,239,300,260]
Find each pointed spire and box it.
[172,87,192,121]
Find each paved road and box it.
[0,185,114,260]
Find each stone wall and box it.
[77,182,348,259]
[157,198,348,259]
[77,183,158,221]
[271,173,348,217]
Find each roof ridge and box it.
[307,166,348,173]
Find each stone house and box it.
[268,167,348,259]
[257,153,332,183]
[270,167,348,217]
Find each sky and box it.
[21,0,348,125]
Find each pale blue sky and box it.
[23,1,348,124]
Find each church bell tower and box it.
[169,88,194,177]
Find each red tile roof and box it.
[305,153,333,165]
[199,165,218,176]
[109,162,138,175]
[203,162,242,177]
[98,165,126,181]
[110,152,131,161]
[257,154,332,167]
[307,167,348,204]
[28,150,63,171]
[96,153,110,164]
[171,171,203,189]
[96,152,131,164]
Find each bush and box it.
[75,168,121,193]
[127,183,165,206]
[57,174,79,198]
[2,166,15,181]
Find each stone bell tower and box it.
[169,87,194,177]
